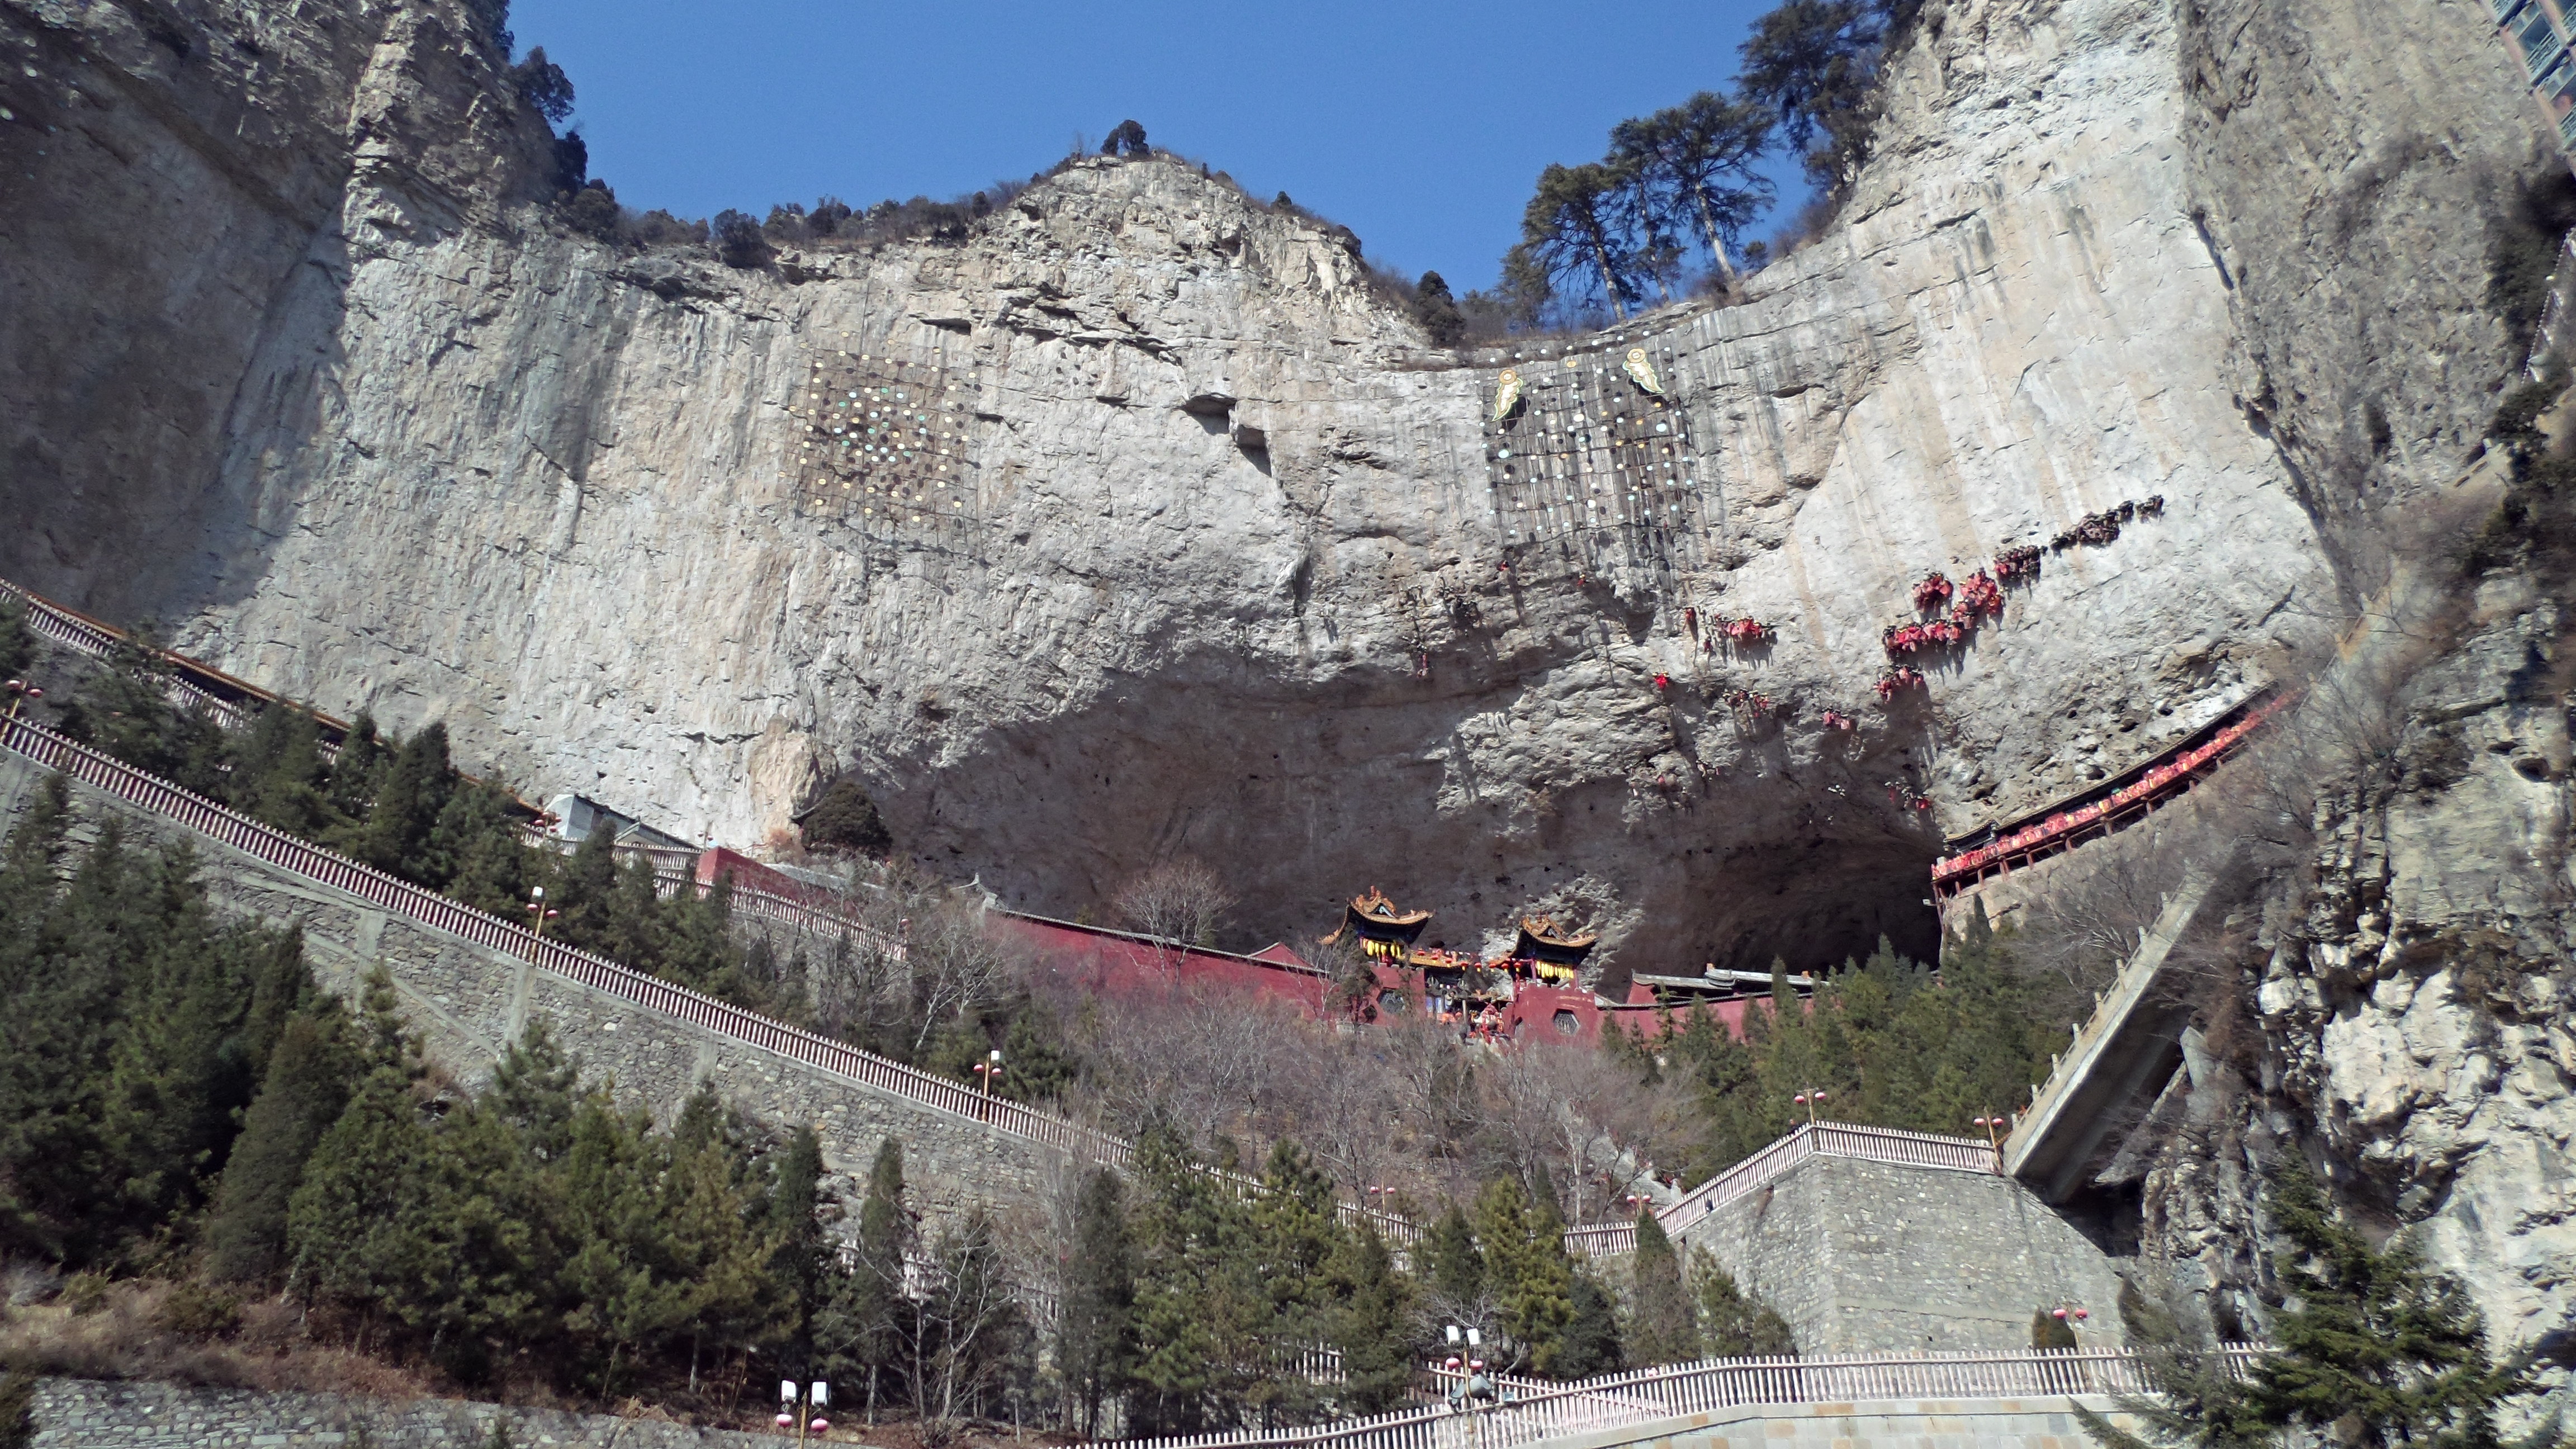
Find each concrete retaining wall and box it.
[28,1376,785,1447]
[1674,1155,2129,1355]
[1546,1395,2141,1449]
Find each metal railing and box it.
[1102,1346,2265,1449]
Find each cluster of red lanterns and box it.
[1723,688,1778,717]
[1722,616,1775,645]
[1911,572,1956,612]
[1886,569,2007,659]
[1886,782,1934,812]
[1821,709,1855,732]
[1993,544,2043,584]
[1954,569,2004,618]
[1872,666,1926,701]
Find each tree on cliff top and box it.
[1520,163,1638,321]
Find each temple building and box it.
[1512,917,1598,983]
[1323,887,1433,962]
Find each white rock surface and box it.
[0,0,2549,981]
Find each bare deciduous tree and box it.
[1111,860,1235,954]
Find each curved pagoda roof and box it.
[1324,887,1432,946]
[1513,916,1597,967]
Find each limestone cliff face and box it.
[0,0,2552,982]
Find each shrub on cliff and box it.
[1411,271,1469,347]
[712,209,768,268]
[1102,119,1149,157]
[801,779,891,855]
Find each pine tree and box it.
[1475,1177,1574,1375]
[323,713,388,828]
[1247,1139,1349,1423]
[1329,1223,1416,1414]
[205,1002,359,1283]
[1424,1201,1488,1322]
[1555,1272,1625,1379]
[2243,1161,2522,1448]
[1059,1167,1137,1437]
[817,1135,912,1423]
[285,1059,441,1334]
[1626,1208,1698,1367]
[0,593,34,683]
[764,1125,835,1366]
[1690,1249,1794,1357]
[352,723,457,885]
[2034,1306,2080,1349]
[0,818,145,1263]
[432,779,532,917]
[229,704,339,840]
[1129,1125,1259,1433]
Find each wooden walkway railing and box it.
[1104,1346,2265,1449]
[1931,696,2285,898]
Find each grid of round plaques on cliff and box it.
[1483,337,1709,574]
[792,340,982,541]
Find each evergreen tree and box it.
[205,1002,360,1283]
[1247,1139,1349,1423]
[352,722,457,884]
[1626,1209,1698,1367]
[764,1125,835,1368]
[1424,1201,1489,1327]
[1329,1224,1416,1414]
[2244,1162,2521,1448]
[2034,1306,2080,1349]
[0,818,144,1263]
[1690,1249,1794,1357]
[285,1056,441,1334]
[1738,0,1888,188]
[1474,1177,1575,1375]
[1129,1125,1264,1433]
[229,704,338,840]
[1519,163,1638,319]
[433,779,533,917]
[817,1135,912,1423]
[1059,1167,1137,1437]
[1412,272,1469,346]
[1555,1272,1625,1379]
[323,713,388,827]
[0,593,34,683]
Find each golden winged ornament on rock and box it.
[1623,348,1665,396]
[1493,368,1523,423]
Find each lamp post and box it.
[525,886,558,937]
[3,679,39,720]
[973,1049,1002,1096]
[778,1379,830,1442]
[1972,1114,2005,1151]
[1792,1088,1829,1127]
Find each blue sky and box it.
[509,0,1806,293]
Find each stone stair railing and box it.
[1103,1346,2266,1449]
[2001,870,2218,1197]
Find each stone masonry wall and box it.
[1674,1156,2130,1355]
[0,747,1077,1228]
[29,1377,783,1447]
[1550,1395,2142,1449]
